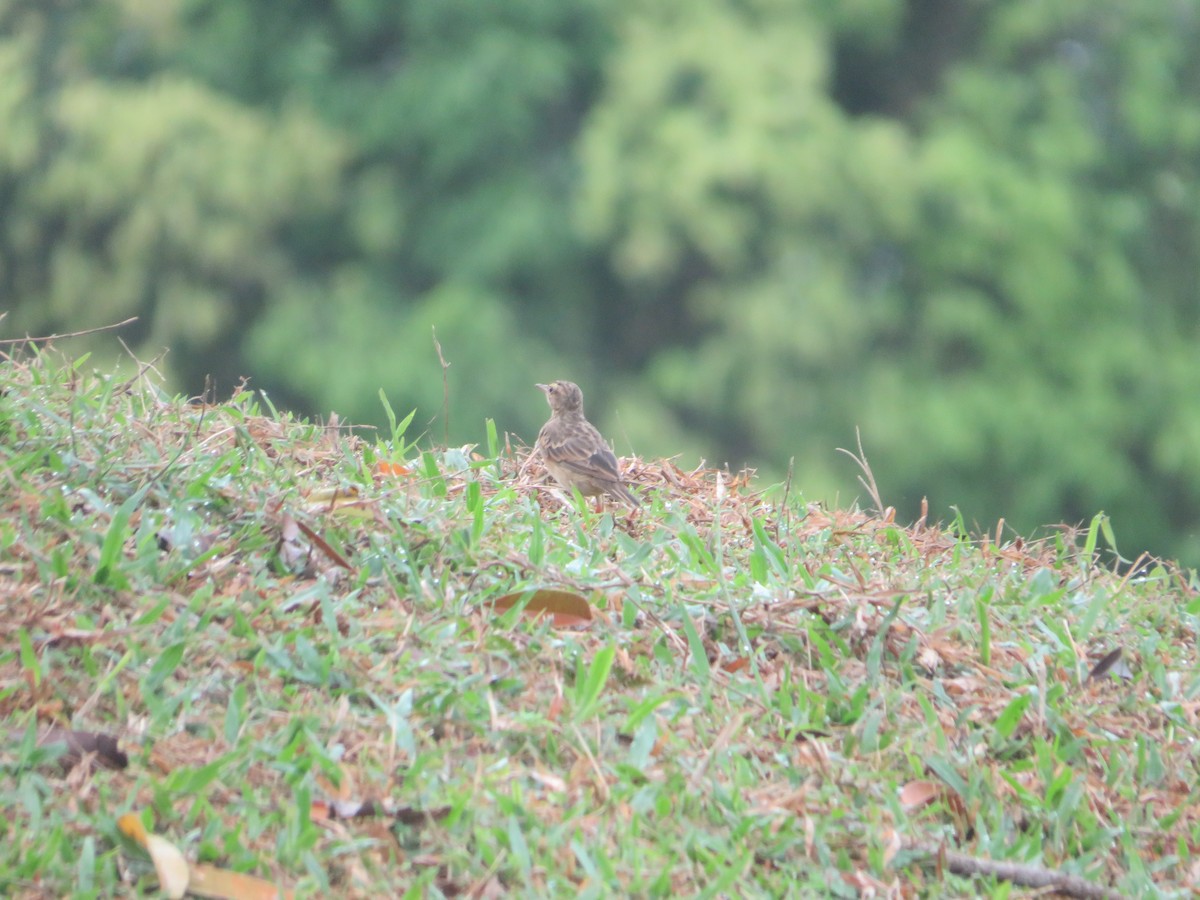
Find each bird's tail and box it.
[614,481,641,507]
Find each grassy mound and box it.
[1,349,1196,897]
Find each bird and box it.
[535,380,640,508]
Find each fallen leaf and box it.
[293,519,353,570]
[305,485,364,506]
[117,813,189,899]
[881,826,902,867]
[490,589,593,628]
[899,780,941,810]
[374,461,412,478]
[189,863,293,900]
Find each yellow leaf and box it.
[117,813,189,899]
[116,812,147,844]
[146,835,190,899]
[305,485,363,506]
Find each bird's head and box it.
[536,380,584,415]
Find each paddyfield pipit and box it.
[535,381,640,507]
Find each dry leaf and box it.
[293,519,353,570]
[117,813,189,899]
[189,863,293,900]
[304,485,375,519]
[899,780,941,810]
[881,826,902,867]
[305,485,363,506]
[374,461,411,477]
[490,589,593,628]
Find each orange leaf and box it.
[490,589,593,628]
[375,461,412,477]
[117,812,148,844]
[189,863,294,900]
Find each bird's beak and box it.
[536,383,549,394]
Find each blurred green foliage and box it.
[2,0,1199,563]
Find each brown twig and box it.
[0,316,139,346]
[906,840,1128,899]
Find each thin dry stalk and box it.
[836,427,885,514]
[0,316,139,345]
[432,328,451,446]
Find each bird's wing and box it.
[542,424,623,483]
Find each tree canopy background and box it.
[3,0,1199,564]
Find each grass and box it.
[1,346,1198,898]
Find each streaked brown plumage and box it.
[535,381,640,507]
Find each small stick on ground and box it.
[906,840,1128,900]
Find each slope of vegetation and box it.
[1,348,1197,897]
